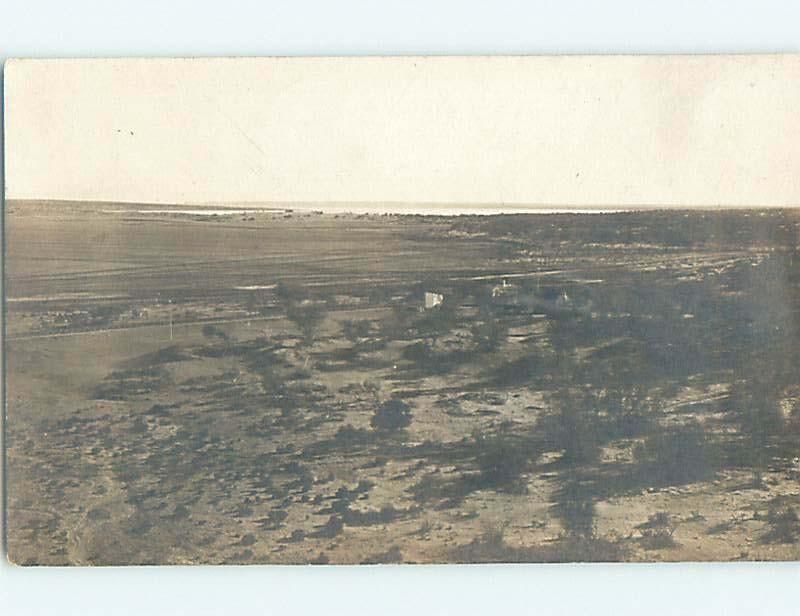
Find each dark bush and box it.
[239,533,257,546]
[202,324,228,340]
[543,388,601,467]
[371,399,413,432]
[470,319,508,352]
[761,504,800,544]
[362,546,403,564]
[634,421,718,487]
[450,528,625,563]
[342,319,372,344]
[636,512,678,550]
[310,516,344,538]
[475,434,531,492]
[286,302,325,346]
[401,341,431,363]
[552,479,597,538]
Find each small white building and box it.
[491,278,515,298]
[424,291,444,310]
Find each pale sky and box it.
[4,55,800,207]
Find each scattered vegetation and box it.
[450,528,626,563]
[9,209,800,564]
[636,512,679,550]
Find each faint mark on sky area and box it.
[205,95,268,177]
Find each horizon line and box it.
[6,197,800,212]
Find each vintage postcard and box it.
[3,56,799,565]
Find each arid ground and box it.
[5,202,800,564]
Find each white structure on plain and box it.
[424,292,444,310]
[491,278,512,298]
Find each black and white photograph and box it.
[4,55,800,567]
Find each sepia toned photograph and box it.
[4,56,800,565]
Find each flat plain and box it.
[5,202,800,564]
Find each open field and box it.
[5,203,800,564]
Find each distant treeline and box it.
[449,209,800,249]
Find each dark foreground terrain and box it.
[5,202,800,564]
